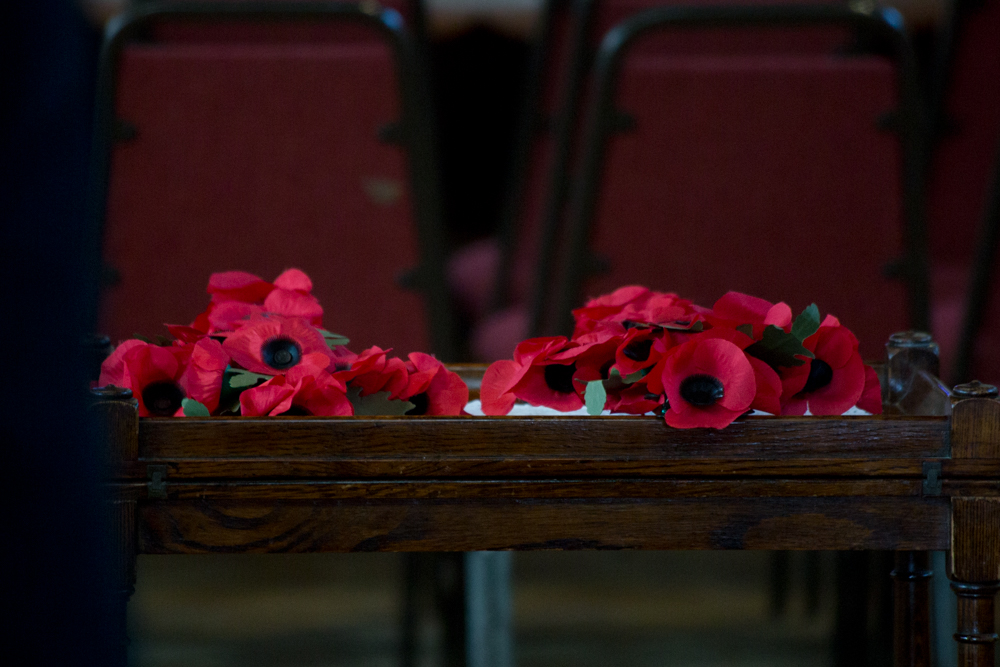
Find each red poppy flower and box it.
[572,286,706,335]
[707,291,793,339]
[780,315,868,416]
[208,271,274,303]
[572,286,651,334]
[195,269,323,333]
[573,361,664,415]
[613,326,669,377]
[207,300,266,333]
[223,317,331,375]
[263,289,323,326]
[657,337,756,429]
[332,346,408,399]
[165,323,210,344]
[179,337,230,413]
[99,340,193,417]
[273,268,313,293]
[480,336,581,414]
[552,321,627,387]
[856,365,883,414]
[240,365,351,416]
[400,353,469,415]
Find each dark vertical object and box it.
[952,139,1000,383]
[436,552,468,667]
[400,554,421,667]
[835,552,871,667]
[90,386,140,667]
[949,381,1000,667]
[1,0,111,664]
[492,0,564,312]
[804,551,822,616]
[892,552,934,667]
[770,550,791,616]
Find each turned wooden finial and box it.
[90,384,134,401]
[951,380,999,401]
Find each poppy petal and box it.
[857,365,883,414]
[481,360,521,415]
[273,268,313,293]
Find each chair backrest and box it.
[91,2,457,359]
[551,4,929,360]
[937,0,1000,382]
[494,0,876,338]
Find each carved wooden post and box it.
[91,385,140,667]
[949,381,1000,667]
[888,331,939,667]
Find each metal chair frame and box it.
[549,3,932,336]
[87,1,458,361]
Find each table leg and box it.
[892,551,933,667]
[107,493,137,667]
[91,386,140,667]
[950,498,1000,667]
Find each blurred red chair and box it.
[91,1,457,359]
[552,4,929,361]
[927,0,1000,383]
[455,0,885,362]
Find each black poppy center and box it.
[679,374,724,407]
[142,381,185,416]
[544,363,577,394]
[803,359,833,393]
[262,337,302,370]
[623,339,653,362]
[405,392,430,416]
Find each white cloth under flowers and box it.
[462,400,872,417]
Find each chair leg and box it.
[892,551,933,667]
[834,552,870,667]
[465,552,514,667]
[770,551,791,616]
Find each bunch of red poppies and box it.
[480,286,882,428]
[99,269,468,417]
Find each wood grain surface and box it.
[135,495,951,554]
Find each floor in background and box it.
[129,551,835,667]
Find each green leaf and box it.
[317,328,350,349]
[623,368,650,384]
[584,380,607,416]
[661,320,703,332]
[791,303,821,341]
[736,323,753,338]
[745,324,814,370]
[228,368,273,388]
[181,398,210,417]
[154,334,175,346]
[347,386,415,416]
[132,333,153,343]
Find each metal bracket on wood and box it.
[922,461,942,496]
[147,465,168,500]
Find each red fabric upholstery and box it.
[582,55,905,360]
[101,41,432,355]
[460,0,864,361]
[593,0,849,57]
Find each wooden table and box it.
[94,370,1000,667]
